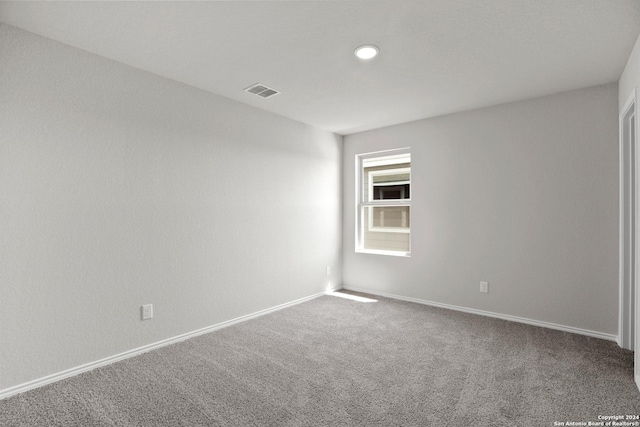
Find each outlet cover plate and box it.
[142,304,153,320]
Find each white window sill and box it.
[356,249,411,258]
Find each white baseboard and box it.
[636,374,640,392]
[342,286,617,342]
[0,289,337,401]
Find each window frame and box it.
[356,148,411,257]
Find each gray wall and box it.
[619,32,640,109]
[0,24,342,391]
[343,83,619,336]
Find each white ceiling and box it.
[1,0,640,135]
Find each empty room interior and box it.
[3,0,640,425]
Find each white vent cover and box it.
[244,83,280,99]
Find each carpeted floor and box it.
[1,291,639,426]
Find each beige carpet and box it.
[1,291,638,426]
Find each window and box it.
[356,149,411,256]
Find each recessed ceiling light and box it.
[354,45,379,60]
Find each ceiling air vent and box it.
[244,83,280,99]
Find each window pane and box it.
[368,206,410,229]
[362,206,410,252]
[373,184,410,200]
[372,173,410,184]
[364,163,410,202]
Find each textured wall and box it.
[343,84,619,336]
[0,24,342,390]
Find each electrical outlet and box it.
[326,266,331,276]
[142,304,153,320]
[480,282,489,293]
